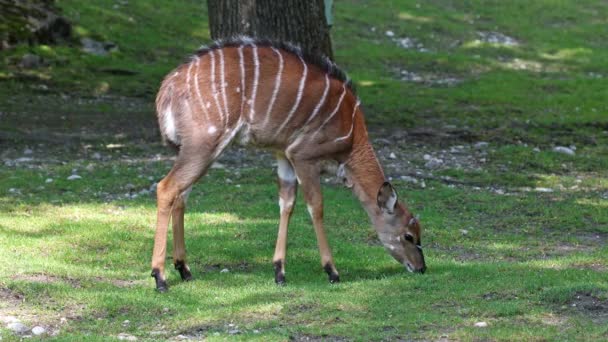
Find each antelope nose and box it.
[416,265,426,274]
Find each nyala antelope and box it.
[151,37,426,292]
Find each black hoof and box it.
[274,260,286,285]
[175,260,193,281]
[151,268,168,292]
[324,263,340,284]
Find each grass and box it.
[1,0,608,340]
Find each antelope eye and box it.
[404,233,414,242]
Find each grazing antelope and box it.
[151,37,426,292]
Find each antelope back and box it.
[155,37,361,151]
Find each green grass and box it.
[1,0,608,340]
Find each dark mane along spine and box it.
[189,36,356,95]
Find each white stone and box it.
[220,268,230,273]
[23,148,33,155]
[474,142,489,149]
[423,154,432,161]
[389,152,397,159]
[385,30,395,37]
[552,146,575,156]
[460,229,469,236]
[535,187,554,193]
[32,326,46,335]
[45,178,53,183]
[117,333,138,341]
[67,174,82,180]
[92,152,102,159]
[474,321,488,327]
[424,158,443,169]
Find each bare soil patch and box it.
[566,292,608,324]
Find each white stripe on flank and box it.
[311,83,347,137]
[218,49,229,127]
[262,47,284,128]
[193,57,210,122]
[248,45,260,120]
[238,46,246,116]
[274,55,308,138]
[304,74,330,126]
[335,99,361,142]
[209,50,224,125]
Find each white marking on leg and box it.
[210,51,224,125]
[306,204,314,218]
[248,45,260,120]
[262,47,284,128]
[277,158,296,182]
[238,45,246,117]
[218,49,229,127]
[273,55,308,138]
[163,106,179,144]
[193,57,210,122]
[279,198,286,213]
[335,99,361,142]
[303,74,330,126]
[311,84,347,138]
[208,126,217,134]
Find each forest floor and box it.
[1,0,608,341]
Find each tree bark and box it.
[207,0,333,60]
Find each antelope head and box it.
[375,182,426,273]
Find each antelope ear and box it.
[377,182,398,214]
[337,164,353,188]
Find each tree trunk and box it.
[207,0,333,60]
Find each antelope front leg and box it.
[172,187,192,281]
[292,160,340,283]
[273,156,297,285]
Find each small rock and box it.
[495,189,505,195]
[45,178,53,183]
[228,329,241,335]
[533,147,541,153]
[389,152,397,159]
[117,333,138,341]
[122,320,130,326]
[385,30,395,37]
[67,174,82,180]
[92,152,102,160]
[552,146,575,156]
[474,142,489,149]
[460,229,469,236]
[211,162,226,169]
[31,326,46,335]
[253,329,260,334]
[474,321,488,327]
[424,158,443,169]
[535,187,554,193]
[220,268,230,273]
[423,154,432,161]
[400,175,418,183]
[86,163,95,172]
[15,157,33,163]
[420,181,426,188]
[20,53,43,69]
[8,322,29,334]
[175,334,190,340]
[23,148,33,155]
